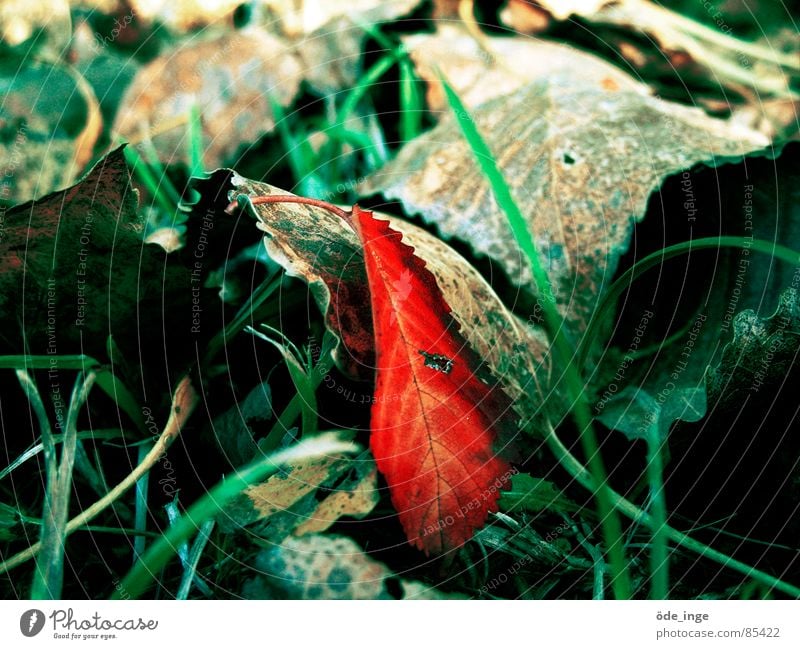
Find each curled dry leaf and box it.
[403,24,649,113]
[242,534,464,599]
[362,75,769,337]
[191,175,551,553]
[0,148,143,353]
[201,180,550,553]
[205,173,548,418]
[0,147,213,400]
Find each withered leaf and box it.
[241,534,464,599]
[402,24,649,113]
[362,76,769,337]
[222,451,378,539]
[114,0,419,167]
[0,58,101,203]
[500,0,797,102]
[113,27,305,168]
[0,147,213,391]
[0,0,70,57]
[192,173,549,425]
[0,147,142,355]
[263,0,420,95]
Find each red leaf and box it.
[351,206,513,555]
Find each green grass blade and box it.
[0,355,99,370]
[30,371,96,599]
[203,272,283,365]
[269,94,325,197]
[248,325,318,435]
[94,369,147,434]
[439,72,633,599]
[544,418,800,597]
[338,51,399,125]
[0,430,127,482]
[122,144,177,217]
[176,519,214,600]
[133,444,150,560]
[137,139,183,206]
[263,330,337,450]
[645,426,669,599]
[187,103,205,177]
[113,432,358,599]
[399,58,423,142]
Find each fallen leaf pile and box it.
[1,0,798,601]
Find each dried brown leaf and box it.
[114,1,419,165]
[224,452,378,538]
[502,0,797,101]
[113,27,304,167]
[0,59,101,203]
[242,534,465,599]
[0,0,70,55]
[362,75,769,336]
[209,174,548,422]
[404,24,649,112]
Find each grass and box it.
[113,432,358,599]
[439,75,800,599]
[440,74,633,600]
[26,370,97,599]
[3,15,798,602]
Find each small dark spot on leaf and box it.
[328,567,351,592]
[418,350,454,374]
[563,153,575,165]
